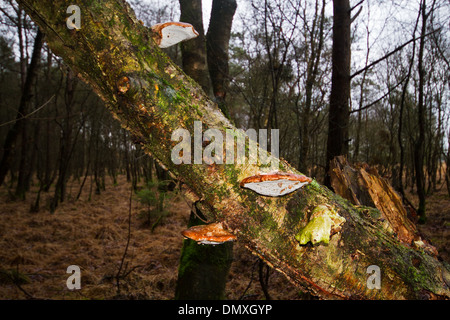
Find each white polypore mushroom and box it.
[240,172,312,197]
[181,222,237,245]
[151,22,199,48]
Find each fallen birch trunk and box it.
[17,0,450,299]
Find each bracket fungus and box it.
[151,22,199,48]
[239,172,312,197]
[181,222,237,245]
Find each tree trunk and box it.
[446,130,450,197]
[17,0,450,299]
[179,0,211,95]
[176,0,234,300]
[50,69,77,212]
[414,0,428,224]
[353,16,372,163]
[206,0,237,118]
[299,0,326,174]
[324,0,351,187]
[175,208,233,300]
[0,28,43,186]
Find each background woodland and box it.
[0,0,449,300]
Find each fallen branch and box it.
[17,0,450,299]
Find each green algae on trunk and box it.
[295,205,346,245]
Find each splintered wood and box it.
[329,156,418,245]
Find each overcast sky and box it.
[143,0,431,69]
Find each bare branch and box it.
[350,28,441,79]
[350,75,407,114]
[349,0,364,12]
[350,5,363,24]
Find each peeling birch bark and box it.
[17,0,450,299]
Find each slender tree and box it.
[206,0,237,118]
[0,28,43,188]
[299,0,326,173]
[179,0,211,95]
[324,0,351,187]
[414,0,437,223]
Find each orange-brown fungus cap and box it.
[116,76,130,93]
[181,222,237,245]
[240,172,312,197]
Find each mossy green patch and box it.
[295,205,346,245]
[296,215,333,245]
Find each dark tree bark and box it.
[17,0,450,299]
[179,0,212,95]
[414,0,430,224]
[324,0,351,187]
[0,28,43,187]
[446,129,450,197]
[206,0,237,118]
[175,207,233,300]
[398,9,421,200]
[352,14,371,164]
[50,69,78,212]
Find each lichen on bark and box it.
[295,204,346,245]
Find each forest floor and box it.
[0,175,448,300]
[408,186,450,263]
[0,175,301,300]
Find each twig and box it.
[258,259,272,300]
[349,0,364,12]
[351,5,363,24]
[350,28,441,79]
[122,264,145,279]
[239,259,259,300]
[15,282,35,300]
[0,94,55,127]
[116,183,133,295]
[11,264,36,299]
[350,75,408,114]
